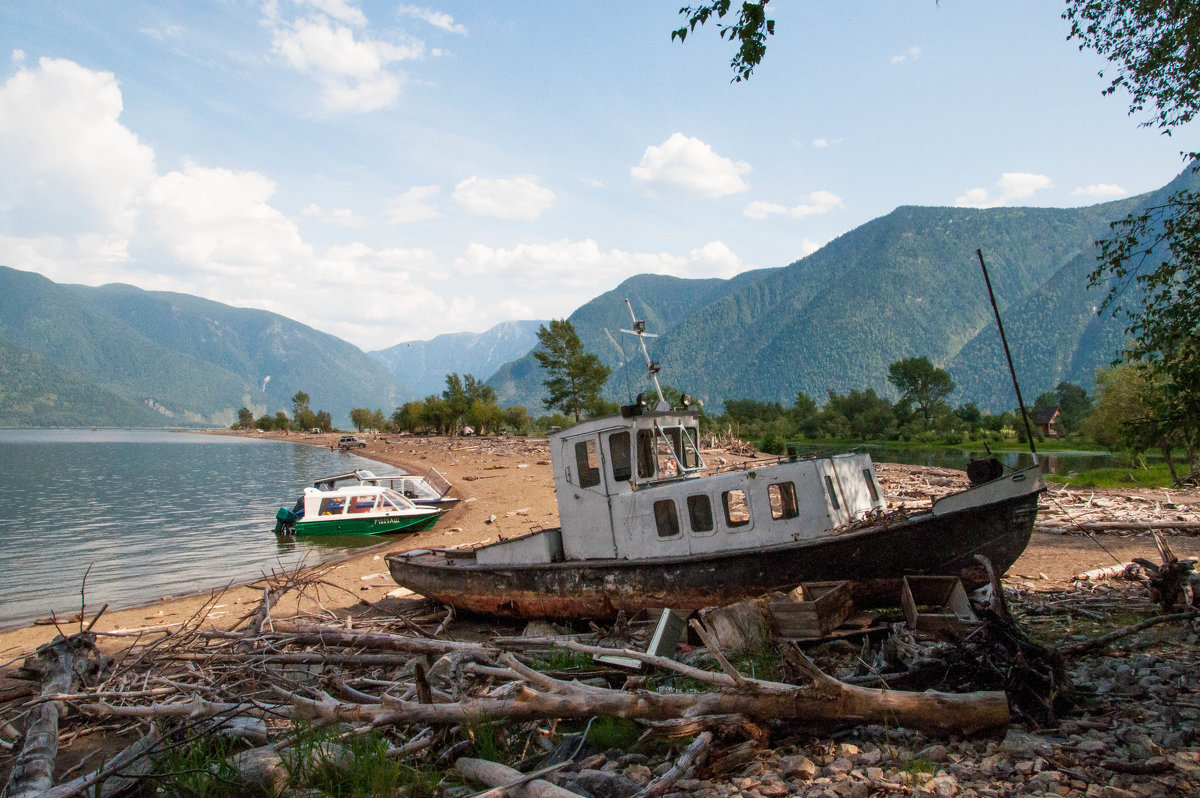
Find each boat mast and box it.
[976,249,1038,464]
[621,299,670,411]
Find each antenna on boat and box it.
[976,249,1038,464]
[621,298,669,411]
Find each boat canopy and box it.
[301,485,419,517]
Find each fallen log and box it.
[2,634,96,798]
[632,731,713,798]
[289,653,1009,735]
[1059,609,1199,657]
[455,757,575,798]
[45,728,161,798]
[1038,521,1200,533]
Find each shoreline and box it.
[4,430,1199,663]
[0,431,561,661]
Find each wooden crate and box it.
[769,580,853,640]
[901,576,979,636]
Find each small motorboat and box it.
[310,468,459,510]
[274,484,441,536]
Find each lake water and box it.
[0,429,394,630]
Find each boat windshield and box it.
[378,488,416,511]
[654,423,704,474]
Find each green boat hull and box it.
[294,511,440,536]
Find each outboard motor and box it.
[274,506,297,535]
[966,458,1004,486]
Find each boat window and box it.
[687,494,714,534]
[608,431,632,482]
[351,495,377,513]
[722,489,751,529]
[682,427,700,469]
[318,497,345,515]
[654,499,680,538]
[863,469,880,502]
[824,475,841,510]
[656,435,679,477]
[636,429,655,478]
[769,482,799,520]
[575,440,601,488]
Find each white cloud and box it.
[453,176,555,220]
[631,133,751,198]
[397,5,467,35]
[791,190,843,217]
[141,162,312,277]
[811,137,843,149]
[955,172,1053,208]
[0,56,156,237]
[1071,183,1127,200]
[140,25,183,42]
[265,5,423,112]
[744,201,788,219]
[451,238,747,286]
[744,191,843,219]
[799,239,825,257]
[891,46,921,65]
[301,203,365,227]
[299,0,367,26]
[386,185,441,223]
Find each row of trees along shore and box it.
[230,317,1194,482]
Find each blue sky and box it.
[0,1,1192,349]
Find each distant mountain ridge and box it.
[0,267,413,427]
[489,167,1197,413]
[370,320,546,398]
[4,166,1193,427]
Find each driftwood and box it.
[632,731,713,798]
[1059,609,1200,657]
[2,635,96,798]
[455,757,575,798]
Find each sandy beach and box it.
[3,430,1198,667]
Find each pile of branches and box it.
[1,568,1011,797]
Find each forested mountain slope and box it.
[489,168,1196,413]
[0,267,412,427]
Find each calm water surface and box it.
[0,429,393,630]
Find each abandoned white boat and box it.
[387,303,1044,619]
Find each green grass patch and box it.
[903,758,938,775]
[150,734,241,798]
[1044,464,1176,488]
[295,733,401,798]
[585,717,643,750]
[530,649,593,671]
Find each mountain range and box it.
[489,168,1194,414]
[0,268,412,427]
[369,321,545,399]
[1,165,1191,427]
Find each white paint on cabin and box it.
[541,409,888,562]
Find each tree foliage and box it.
[1065,0,1200,474]
[886,357,956,423]
[672,1,776,82]
[1065,0,1200,130]
[533,319,611,422]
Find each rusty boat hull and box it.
[385,486,1041,620]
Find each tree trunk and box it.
[2,635,93,798]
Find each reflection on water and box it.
[0,429,394,630]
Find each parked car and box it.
[337,434,367,450]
